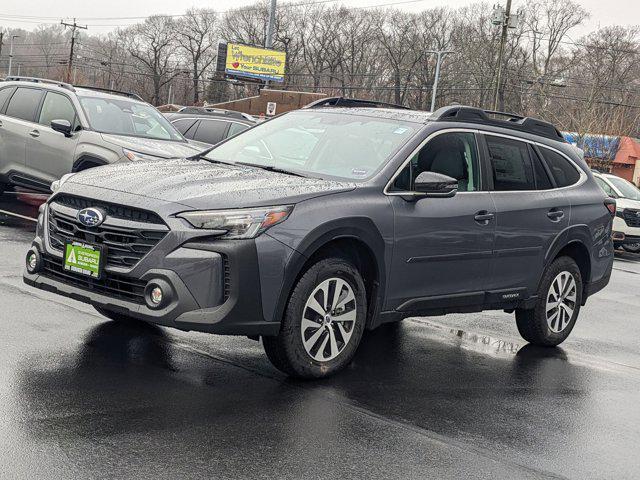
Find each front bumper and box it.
[23,200,285,336]
[612,217,640,245]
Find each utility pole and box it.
[0,33,4,72]
[493,0,512,111]
[61,18,87,84]
[8,35,19,76]
[427,50,454,112]
[263,0,277,91]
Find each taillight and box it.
[604,199,616,217]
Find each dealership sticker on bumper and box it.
[64,241,103,279]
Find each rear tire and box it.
[94,305,144,323]
[515,256,582,347]
[262,257,367,379]
[622,243,640,254]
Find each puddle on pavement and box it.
[407,318,523,357]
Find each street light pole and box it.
[426,50,454,112]
[8,35,20,77]
[265,0,277,49]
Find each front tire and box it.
[262,257,367,379]
[515,256,582,347]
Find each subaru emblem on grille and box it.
[77,208,106,227]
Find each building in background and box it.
[611,136,640,185]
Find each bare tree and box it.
[176,8,218,104]
[127,16,180,105]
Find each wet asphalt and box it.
[1,192,639,479]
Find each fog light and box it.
[150,286,163,305]
[144,279,172,309]
[25,249,41,274]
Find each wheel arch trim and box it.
[270,217,387,329]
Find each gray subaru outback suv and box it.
[0,76,204,194]
[23,101,615,378]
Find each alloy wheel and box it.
[300,277,357,361]
[545,271,577,333]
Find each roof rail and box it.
[304,96,410,110]
[177,106,254,121]
[3,76,75,92]
[74,85,143,101]
[432,105,565,142]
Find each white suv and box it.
[593,172,640,253]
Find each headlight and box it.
[177,205,294,239]
[123,148,165,161]
[50,172,76,193]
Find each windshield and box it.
[79,96,184,141]
[608,176,640,200]
[204,110,419,180]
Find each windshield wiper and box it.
[235,161,309,178]
[185,145,218,162]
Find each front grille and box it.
[48,197,169,268]
[41,255,147,304]
[54,194,164,224]
[623,209,640,228]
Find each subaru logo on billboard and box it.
[77,208,106,227]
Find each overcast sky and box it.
[1,0,638,37]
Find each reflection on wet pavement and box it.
[1,190,640,479]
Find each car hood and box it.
[67,159,356,210]
[615,197,640,210]
[100,134,206,159]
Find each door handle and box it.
[547,209,564,220]
[474,211,495,224]
[29,129,40,138]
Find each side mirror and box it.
[412,171,458,198]
[51,119,73,137]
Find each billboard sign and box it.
[223,43,286,83]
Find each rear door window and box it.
[39,92,77,128]
[538,147,581,187]
[485,135,538,191]
[192,119,229,145]
[5,87,44,122]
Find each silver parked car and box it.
[0,76,206,194]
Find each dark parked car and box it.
[164,107,256,146]
[24,102,614,378]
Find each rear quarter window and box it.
[539,147,581,187]
[172,118,198,136]
[0,87,16,112]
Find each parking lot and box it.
[0,193,639,479]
